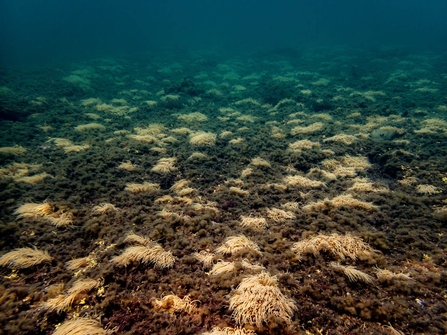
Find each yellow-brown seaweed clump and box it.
[15,172,51,184]
[66,255,97,272]
[265,208,295,223]
[203,326,257,335]
[374,267,413,282]
[347,180,389,193]
[288,139,320,152]
[329,262,374,284]
[112,233,175,269]
[177,112,208,122]
[303,194,377,212]
[74,123,105,131]
[290,122,323,135]
[117,161,140,171]
[0,247,52,269]
[229,272,297,328]
[46,212,74,227]
[283,175,326,188]
[323,133,357,145]
[291,233,375,261]
[152,294,198,314]
[0,162,39,179]
[14,202,73,227]
[0,145,27,155]
[240,216,268,230]
[250,157,271,168]
[42,278,100,313]
[52,318,106,335]
[91,203,120,214]
[321,155,372,178]
[125,182,160,194]
[415,184,442,195]
[193,250,215,269]
[208,260,236,276]
[229,186,250,197]
[0,162,52,184]
[151,157,177,174]
[14,202,53,218]
[330,194,377,210]
[215,235,261,256]
[189,131,216,146]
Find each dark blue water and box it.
[1,0,446,67]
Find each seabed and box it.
[0,46,446,334]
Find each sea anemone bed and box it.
[0,46,446,335]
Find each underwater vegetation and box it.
[0,45,447,335]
